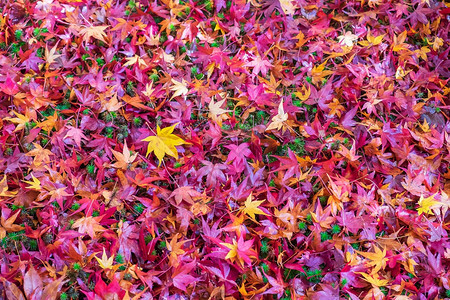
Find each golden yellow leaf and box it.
[356,246,388,274]
[0,175,18,197]
[222,240,238,260]
[95,248,115,269]
[240,193,268,220]
[37,111,58,132]
[24,174,41,191]
[359,30,384,47]
[141,124,187,166]
[4,111,30,132]
[294,85,311,101]
[358,272,389,287]
[417,193,440,215]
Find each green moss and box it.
[86,163,96,174]
[133,203,145,214]
[144,234,153,244]
[115,253,124,264]
[331,224,341,234]
[298,222,307,231]
[15,29,23,40]
[260,239,269,254]
[70,202,80,210]
[320,231,331,242]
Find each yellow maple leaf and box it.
[428,37,443,51]
[395,66,411,80]
[222,239,239,260]
[24,174,41,191]
[358,272,389,287]
[240,193,268,220]
[356,246,388,274]
[293,85,311,101]
[45,42,61,66]
[359,30,384,47]
[417,193,440,215]
[0,175,18,197]
[311,61,334,85]
[4,111,30,132]
[141,124,187,166]
[95,248,115,269]
[142,81,155,98]
[37,111,58,132]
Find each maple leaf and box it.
[358,30,384,47]
[240,193,268,220]
[170,79,189,99]
[100,94,123,112]
[64,126,88,148]
[0,75,20,95]
[221,235,257,268]
[279,0,297,15]
[167,234,189,268]
[123,55,148,69]
[4,111,30,132]
[122,95,152,111]
[310,61,334,85]
[266,100,288,131]
[49,187,72,209]
[417,193,440,215]
[293,85,311,101]
[142,82,155,98]
[0,175,18,197]
[23,174,41,191]
[428,37,443,51]
[0,210,23,239]
[110,141,138,169]
[208,97,230,126]
[37,111,58,132]
[79,25,109,43]
[356,246,388,274]
[72,216,106,239]
[338,31,358,47]
[95,248,115,269]
[171,261,198,292]
[244,54,273,77]
[141,124,187,166]
[170,186,202,205]
[26,143,53,167]
[44,42,61,67]
[358,272,389,287]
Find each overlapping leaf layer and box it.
[0,0,449,299]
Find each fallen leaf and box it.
[142,124,187,166]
